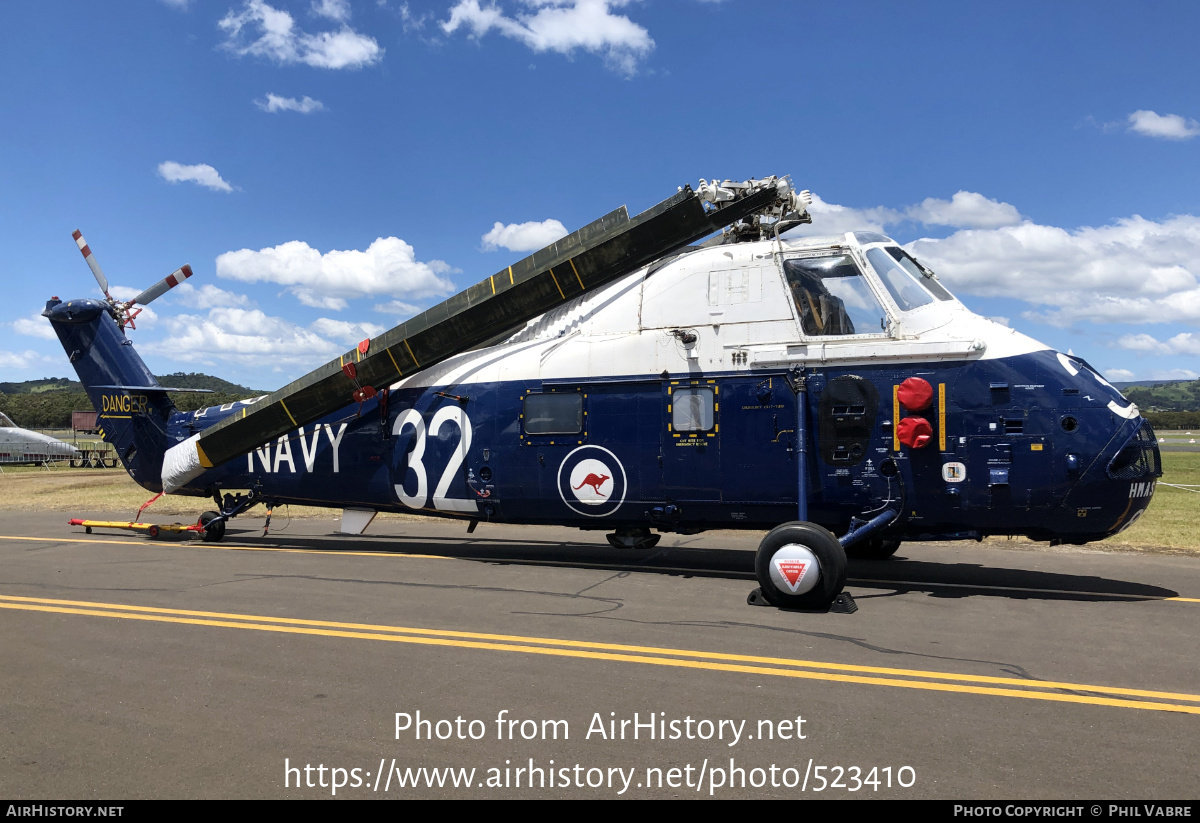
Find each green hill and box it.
[0,373,265,428]
[1122,379,1200,413]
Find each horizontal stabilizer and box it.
[91,385,215,393]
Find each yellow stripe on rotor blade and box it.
[279,399,297,427]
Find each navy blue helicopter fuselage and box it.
[45,232,1161,546]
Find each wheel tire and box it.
[199,511,225,543]
[844,537,901,560]
[147,525,160,539]
[754,521,847,610]
[85,526,92,534]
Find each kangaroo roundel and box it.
[557,446,627,517]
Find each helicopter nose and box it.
[1052,415,1162,542]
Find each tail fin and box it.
[43,297,174,491]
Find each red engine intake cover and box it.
[897,416,933,449]
[898,376,934,412]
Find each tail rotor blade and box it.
[71,229,110,297]
[133,264,193,306]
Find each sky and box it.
[2,0,1199,390]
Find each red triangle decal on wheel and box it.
[775,559,808,591]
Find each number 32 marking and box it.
[392,407,477,513]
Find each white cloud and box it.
[1117,332,1200,356]
[1149,368,1199,380]
[312,0,351,21]
[0,349,56,370]
[1104,368,1136,383]
[159,0,190,9]
[374,299,421,316]
[786,193,899,238]
[906,213,1200,326]
[1127,109,1200,140]
[255,93,325,113]
[441,0,654,76]
[219,0,383,70]
[172,283,254,310]
[906,191,1022,229]
[215,236,456,308]
[157,161,234,193]
[309,317,386,345]
[147,308,394,371]
[12,312,57,340]
[481,218,568,252]
[155,308,341,368]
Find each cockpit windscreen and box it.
[885,247,955,301]
[783,255,888,337]
[865,248,937,311]
[0,413,14,428]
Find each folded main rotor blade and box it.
[186,181,786,471]
[71,230,110,297]
[133,265,193,306]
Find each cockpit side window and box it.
[885,247,955,301]
[866,248,936,312]
[0,413,13,428]
[782,255,888,337]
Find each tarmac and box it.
[0,510,1196,799]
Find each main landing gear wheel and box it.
[606,527,661,550]
[844,537,901,560]
[199,511,225,543]
[754,521,847,610]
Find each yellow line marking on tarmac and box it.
[2,594,1198,711]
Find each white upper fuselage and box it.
[391,232,1049,391]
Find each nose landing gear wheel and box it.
[754,522,847,610]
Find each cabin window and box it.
[865,248,936,311]
[523,392,583,435]
[886,247,955,301]
[671,387,715,432]
[782,255,888,337]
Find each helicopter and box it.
[42,176,1162,611]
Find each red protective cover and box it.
[898,377,934,411]
[897,416,933,449]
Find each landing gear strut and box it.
[197,483,266,543]
[750,366,903,610]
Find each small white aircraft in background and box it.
[0,412,80,466]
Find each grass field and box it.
[0,453,1195,553]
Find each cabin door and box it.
[718,375,797,505]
